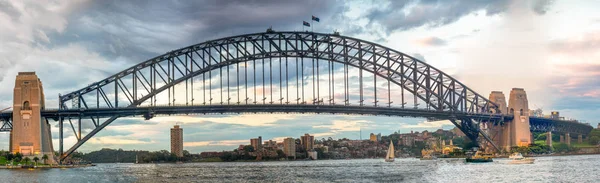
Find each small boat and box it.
[466,151,493,163]
[508,153,535,164]
[420,155,437,160]
[385,140,395,162]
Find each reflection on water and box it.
[1,155,599,182]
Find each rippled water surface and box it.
[1,154,599,182]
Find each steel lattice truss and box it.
[11,31,584,161]
[529,117,592,135]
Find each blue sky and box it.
[0,0,599,153]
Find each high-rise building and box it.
[264,140,276,149]
[170,125,183,157]
[283,137,296,159]
[250,136,263,151]
[300,133,314,150]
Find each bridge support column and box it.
[488,91,509,152]
[546,131,553,147]
[507,88,531,148]
[566,133,571,146]
[11,72,56,164]
[560,135,564,143]
[578,134,583,143]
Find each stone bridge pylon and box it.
[10,72,56,164]
[486,88,532,152]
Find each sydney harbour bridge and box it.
[0,31,593,163]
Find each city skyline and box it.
[0,0,599,154]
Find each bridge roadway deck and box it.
[0,105,592,134]
[41,105,509,121]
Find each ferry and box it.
[508,153,535,164]
[465,151,494,163]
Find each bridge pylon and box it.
[10,72,56,164]
[507,88,532,149]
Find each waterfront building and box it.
[170,125,183,157]
[551,111,560,119]
[308,150,318,160]
[264,140,276,149]
[250,136,263,151]
[402,136,415,146]
[283,137,296,159]
[301,133,315,150]
[370,133,377,142]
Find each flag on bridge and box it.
[303,21,310,27]
[312,15,320,22]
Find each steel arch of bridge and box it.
[56,31,500,160]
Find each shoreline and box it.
[0,164,94,169]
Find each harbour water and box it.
[1,154,599,182]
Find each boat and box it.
[420,155,437,160]
[465,151,493,163]
[385,140,395,162]
[508,153,535,164]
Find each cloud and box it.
[88,136,155,145]
[184,140,247,147]
[400,120,453,129]
[531,0,555,15]
[157,114,306,127]
[364,0,558,34]
[411,53,426,61]
[415,36,447,46]
[365,0,511,33]
[549,31,600,57]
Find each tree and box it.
[14,152,22,163]
[5,152,14,161]
[42,154,49,165]
[33,157,39,166]
[589,136,600,145]
[23,157,30,165]
[276,150,285,159]
[243,145,254,152]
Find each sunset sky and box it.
[0,0,598,153]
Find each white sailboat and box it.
[385,140,395,162]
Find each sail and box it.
[386,140,395,159]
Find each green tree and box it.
[42,154,49,164]
[589,136,600,145]
[23,157,30,165]
[5,152,14,161]
[554,143,573,153]
[243,145,255,152]
[33,157,39,166]
[276,150,285,159]
[14,152,22,163]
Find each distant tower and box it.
[488,91,509,151]
[11,72,55,163]
[170,125,183,157]
[508,88,532,147]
